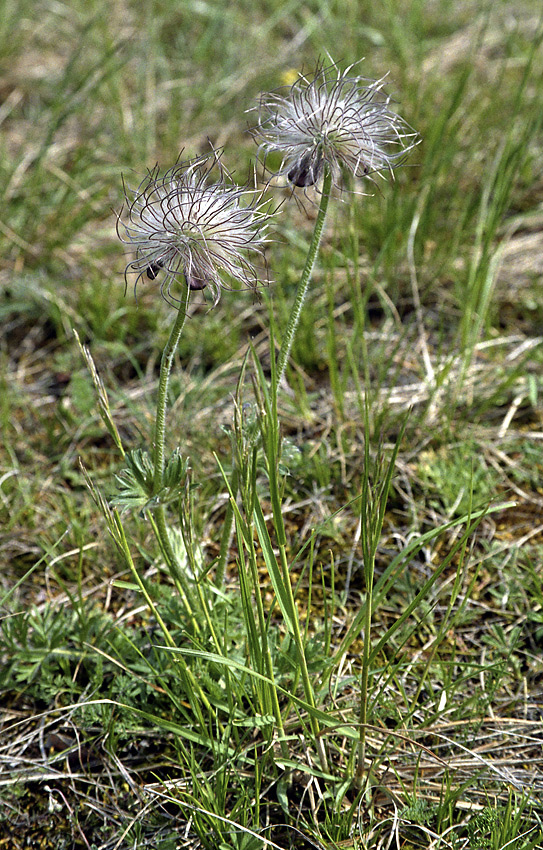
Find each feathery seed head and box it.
[117,152,272,307]
[253,59,418,190]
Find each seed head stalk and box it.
[153,282,190,573]
[153,282,190,493]
[275,167,332,390]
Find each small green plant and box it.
[1,603,115,704]
[415,441,500,517]
[464,793,543,850]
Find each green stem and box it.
[218,174,333,581]
[153,284,190,493]
[275,168,332,390]
[152,285,190,576]
[149,508,198,616]
[112,507,213,720]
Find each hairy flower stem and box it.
[275,168,332,390]
[152,284,190,579]
[218,172,331,581]
[153,285,190,492]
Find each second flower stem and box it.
[275,168,332,391]
[152,284,190,574]
[153,284,190,494]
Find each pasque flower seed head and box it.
[118,152,272,307]
[253,58,418,189]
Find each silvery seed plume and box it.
[253,58,418,189]
[117,152,272,307]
